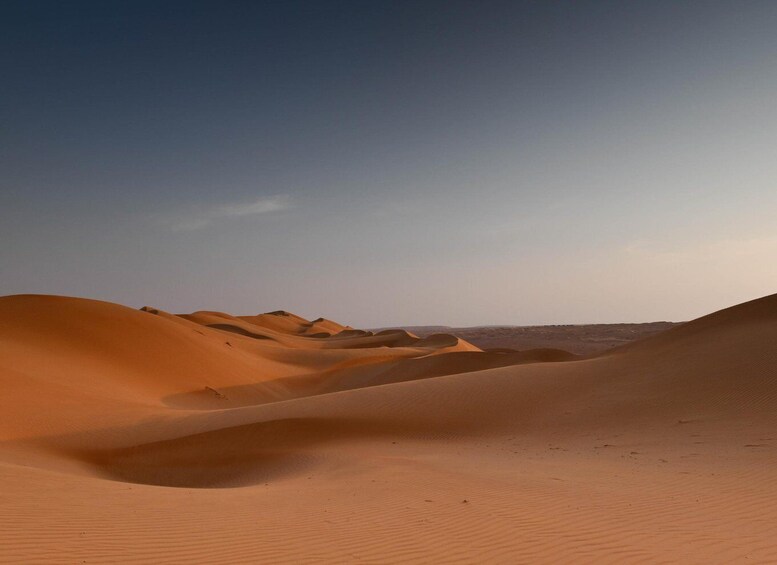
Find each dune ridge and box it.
[1,292,776,563]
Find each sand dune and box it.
[1,293,776,563]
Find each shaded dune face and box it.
[1,293,777,562]
[75,418,406,488]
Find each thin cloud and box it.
[170,195,291,232]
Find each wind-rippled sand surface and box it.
[1,293,776,563]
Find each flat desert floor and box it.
[386,321,682,355]
[1,293,776,563]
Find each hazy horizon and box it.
[2,0,776,327]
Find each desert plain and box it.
[1,292,776,563]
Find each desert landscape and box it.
[1,292,776,563]
[4,1,777,563]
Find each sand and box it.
[1,293,776,563]
[386,322,683,355]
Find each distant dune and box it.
[1,293,776,563]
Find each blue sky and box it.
[2,1,776,326]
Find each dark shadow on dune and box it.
[332,329,373,338]
[65,417,430,489]
[205,323,274,340]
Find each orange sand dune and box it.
[1,292,776,563]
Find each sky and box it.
[2,0,776,327]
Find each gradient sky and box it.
[2,0,776,327]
